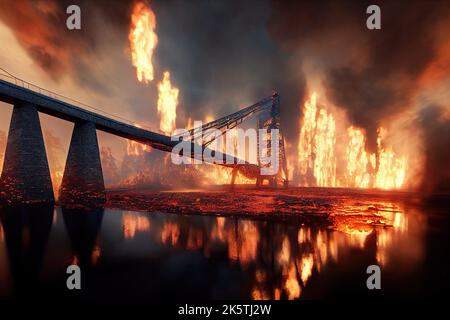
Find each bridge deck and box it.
[0,77,261,178]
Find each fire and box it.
[346,127,372,188]
[129,2,158,84]
[157,71,179,135]
[126,124,152,156]
[298,92,408,190]
[298,92,336,187]
[298,93,317,178]
[127,140,151,156]
[313,109,336,187]
[374,128,407,189]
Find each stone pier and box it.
[59,121,106,207]
[1,101,54,204]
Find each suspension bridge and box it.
[0,68,288,206]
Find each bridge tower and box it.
[59,121,106,207]
[1,102,54,204]
[256,94,289,187]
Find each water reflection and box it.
[0,195,435,299]
[62,208,104,268]
[119,200,424,299]
[0,205,53,296]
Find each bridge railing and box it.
[0,68,163,134]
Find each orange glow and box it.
[374,128,407,189]
[123,212,151,239]
[187,228,203,250]
[298,92,317,179]
[199,165,253,185]
[278,236,291,265]
[129,2,158,84]
[157,71,179,135]
[51,170,63,199]
[127,140,151,156]
[346,126,372,188]
[299,254,314,285]
[298,93,408,190]
[161,222,180,246]
[126,124,152,156]
[284,263,301,300]
[91,244,101,266]
[298,93,336,187]
[238,221,259,266]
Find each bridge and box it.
[0,69,288,207]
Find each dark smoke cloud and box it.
[153,0,305,147]
[0,0,133,93]
[269,0,450,151]
[418,105,450,194]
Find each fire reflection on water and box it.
[120,198,418,300]
[123,211,151,240]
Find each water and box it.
[0,189,448,299]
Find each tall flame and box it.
[298,93,317,178]
[298,93,336,187]
[346,126,372,188]
[298,92,408,190]
[129,2,158,84]
[374,128,407,189]
[157,71,179,135]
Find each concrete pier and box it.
[59,121,106,207]
[1,102,54,204]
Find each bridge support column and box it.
[59,121,106,207]
[1,101,54,205]
[230,167,238,185]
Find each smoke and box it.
[100,146,121,186]
[0,0,305,152]
[269,0,450,151]
[0,0,139,96]
[418,106,450,194]
[153,0,305,142]
[1,0,450,192]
